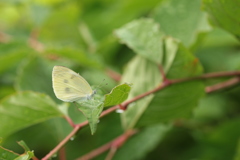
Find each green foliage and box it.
[203,0,240,38]
[104,83,131,107]
[0,0,240,159]
[0,140,34,160]
[152,0,211,47]
[115,18,164,64]
[0,92,63,138]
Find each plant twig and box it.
[205,77,240,93]
[42,122,87,160]
[105,147,117,160]
[76,130,137,160]
[42,71,240,160]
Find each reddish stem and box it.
[42,71,240,160]
[76,130,137,160]
[205,77,240,93]
[64,116,76,127]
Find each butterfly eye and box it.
[64,79,68,83]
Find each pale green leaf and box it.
[121,56,161,129]
[152,0,212,47]
[115,18,164,64]
[121,37,204,129]
[76,100,104,135]
[104,83,131,107]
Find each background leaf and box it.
[203,0,240,38]
[115,18,164,64]
[0,92,63,138]
[114,124,171,160]
[152,0,211,47]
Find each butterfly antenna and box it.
[97,79,105,88]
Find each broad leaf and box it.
[152,0,211,47]
[76,100,104,135]
[121,56,161,129]
[115,18,164,64]
[15,55,74,102]
[0,91,63,138]
[120,35,204,129]
[203,0,240,38]
[104,83,131,107]
[0,41,29,74]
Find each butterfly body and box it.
[52,66,96,102]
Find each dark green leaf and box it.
[114,124,171,160]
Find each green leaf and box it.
[0,146,19,160]
[198,118,240,160]
[152,0,211,47]
[17,141,31,152]
[115,18,164,64]
[81,0,163,41]
[104,83,131,107]
[164,37,203,79]
[121,38,204,129]
[203,0,240,38]
[136,81,204,127]
[0,140,34,160]
[15,152,34,160]
[0,41,29,74]
[76,100,104,135]
[0,91,63,138]
[15,56,57,100]
[114,124,171,160]
[15,55,72,102]
[121,56,162,129]
[193,94,228,122]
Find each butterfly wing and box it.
[52,66,93,102]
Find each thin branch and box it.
[42,71,240,160]
[170,71,240,84]
[42,122,87,160]
[59,147,66,160]
[205,77,240,93]
[105,147,117,160]
[64,116,76,128]
[76,130,137,160]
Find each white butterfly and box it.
[52,66,96,102]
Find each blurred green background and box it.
[1,0,240,159]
